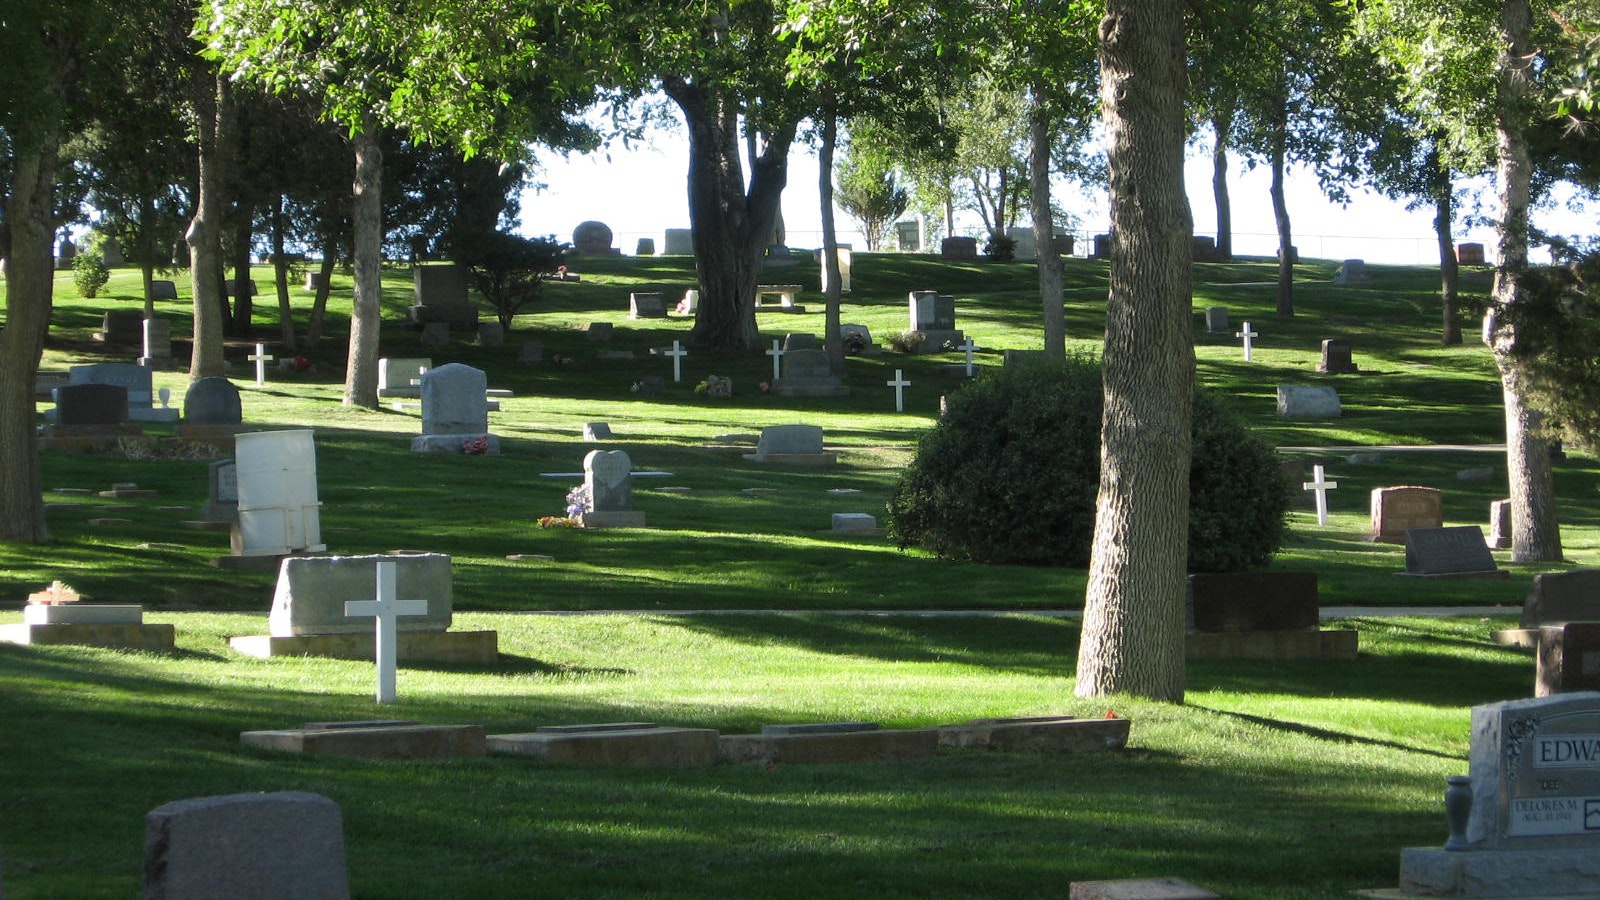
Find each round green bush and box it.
[886,355,1288,572]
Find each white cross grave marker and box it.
[887,369,911,412]
[766,339,785,381]
[665,340,688,383]
[1302,464,1338,527]
[1235,322,1258,361]
[248,343,271,386]
[343,561,428,704]
[959,337,978,376]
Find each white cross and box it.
[887,369,911,412]
[959,337,978,376]
[248,343,270,386]
[766,339,785,381]
[665,340,688,382]
[343,561,428,704]
[1236,322,1258,361]
[1302,464,1338,527]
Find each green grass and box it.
[0,252,1579,896]
[0,612,1528,898]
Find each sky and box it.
[518,122,1594,267]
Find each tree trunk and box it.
[187,73,228,380]
[271,194,298,353]
[0,135,61,543]
[1031,86,1066,358]
[1211,110,1233,260]
[140,194,158,317]
[1269,89,1294,317]
[1076,0,1194,704]
[304,240,337,351]
[1431,147,1462,346]
[344,119,383,408]
[818,111,845,372]
[665,77,794,353]
[1488,0,1562,562]
[231,213,254,337]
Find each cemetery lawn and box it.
[0,252,1583,895]
[7,252,1597,612]
[0,612,1524,898]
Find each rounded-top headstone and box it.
[184,377,244,425]
[572,221,614,255]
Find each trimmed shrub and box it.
[886,355,1288,572]
[72,252,111,299]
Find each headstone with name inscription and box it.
[53,383,130,427]
[143,791,349,900]
[771,349,849,398]
[177,377,246,447]
[1403,526,1506,578]
[1393,693,1600,897]
[204,459,239,524]
[68,363,177,422]
[1370,486,1444,543]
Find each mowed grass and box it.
[0,251,1580,896]
[0,612,1528,899]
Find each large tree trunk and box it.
[1269,87,1294,317]
[187,73,228,380]
[0,136,61,543]
[1076,0,1194,703]
[1488,0,1562,562]
[665,77,793,353]
[140,195,158,317]
[344,119,383,408]
[1031,85,1066,358]
[818,111,845,372]
[1431,147,1462,346]
[304,239,337,351]
[1210,109,1233,260]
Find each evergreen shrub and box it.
[886,355,1288,571]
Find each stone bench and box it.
[754,284,804,307]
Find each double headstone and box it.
[377,358,431,400]
[411,363,499,454]
[771,349,849,398]
[68,362,177,422]
[1370,486,1444,543]
[939,236,978,260]
[1402,526,1505,578]
[743,424,836,465]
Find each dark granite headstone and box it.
[55,383,129,426]
[1317,339,1358,374]
[1404,526,1502,576]
[782,333,819,352]
[184,377,243,425]
[150,280,178,301]
[1186,572,1319,634]
[1538,623,1600,696]
[223,279,257,298]
[95,310,144,344]
[1520,570,1600,627]
[628,292,667,319]
[939,237,978,260]
[1457,243,1486,266]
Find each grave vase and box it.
[1443,775,1472,850]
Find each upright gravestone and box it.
[150,280,179,301]
[1393,693,1600,897]
[906,291,964,352]
[1204,307,1229,333]
[233,430,325,558]
[628,292,667,319]
[895,220,921,251]
[1538,624,1600,696]
[94,309,143,344]
[940,236,978,260]
[376,358,432,399]
[140,318,175,369]
[572,221,615,255]
[1334,259,1368,284]
[204,459,239,524]
[1007,226,1037,260]
[143,791,349,900]
[1489,499,1513,550]
[223,278,257,298]
[412,363,499,454]
[818,245,853,294]
[663,228,693,255]
[53,383,130,427]
[408,264,478,331]
[476,321,504,347]
[1317,339,1358,374]
[177,377,245,446]
[69,362,177,422]
[743,424,836,465]
[1457,242,1487,266]
[771,349,849,398]
[1370,486,1444,543]
[579,450,646,528]
[782,332,819,352]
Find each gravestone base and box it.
[37,424,142,453]
[175,424,249,449]
[1389,846,1600,898]
[915,329,965,353]
[410,433,501,455]
[771,379,851,398]
[406,304,479,331]
[1397,569,1510,580]
[1490,628,1539,649]
[742,451,838,465]
[128,407,181,423]
[576,511,647,529]
[487,725,718,767]
[138,356,180,371]
[0,622,175,652]
[241,724,486,760]
[209,552,294,572]
[227,630,498,664]
[938,716,1130,753]
[23,603,142,625]
[1184,629,1359,660]
[718,728,939,765]
[184,519,234,532]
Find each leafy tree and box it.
[833,125,909,251]
[71,247,111,298]
[457,231,567,331]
